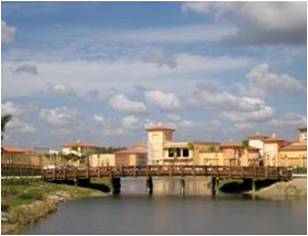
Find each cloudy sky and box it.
[1,2,307,149]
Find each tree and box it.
[241,139,249,149]
[1,114,12,143]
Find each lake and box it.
[26,177,307,235]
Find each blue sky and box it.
[1,2,307,149]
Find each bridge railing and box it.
[1,163,42,177]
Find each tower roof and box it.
[145,123,175,132]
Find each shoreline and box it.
[1,181,109,234]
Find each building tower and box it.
[298,127,307,142]
[145,123,175,165]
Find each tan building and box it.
[240,147,261,167]
[220,140,241,166]
[247,132,269,158]
[278,127,307,168]
[146,123,219,165]
[62,140,101,157]
[114,144,147,166]
[89,154,115,167]
[263,134,286,166]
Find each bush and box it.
[1,203,10,211]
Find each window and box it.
[183,148,189,157]
[176,148,181,157]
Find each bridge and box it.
[2,164,292,195]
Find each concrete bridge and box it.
[2,164,293,195]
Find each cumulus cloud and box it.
[12,65,38,75]
[2,21,16,43]
[121,115,140,130]
[245,63,305,97]
[221,105,274,123]
[2,101,25,116]
[182,2,306,45]
[50,83,76,97]
[187,85,270,112]
[267,113,307,130]
[144,48,177,68]
[145,90,182,110]
[39,107,80,126]
[93,114,105,123]
[109,94,147,113]
[7,118,36,134]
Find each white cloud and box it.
[2,21,16,43]
[245,63,305,97]
[221,105,274,123]
[2,54,250,98]
[50,83,76,97]
[187,86,270,112]
[93,114,105,123]
[267,113,306,129]
[39,107,80,126]
[144,48,177,68]
[166,113,182,121]
[121,115,140,130]
[119,24,236,44]
[7,118,36,134]
[145,90,182,110]
[182,2,306,45]
[2,101,25,116]
[109,94,146,113]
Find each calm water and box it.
[26,178,307,235]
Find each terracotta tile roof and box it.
[264,135,285,143]
[145,124,175,132]
[115,144,147,155]
[280,143,307,151]
[2,146,34,153]
[247,133,269,140]
[63,140,96,148]
[221,140,241,148]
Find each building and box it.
[220,140,241,166]
[240,147,261,167]
[146,123,220,165]
[263,134,286,166]
[114,144,147,166]
[298,127,307,142]
[62,140,101,157]
[89,154,115,167]
[247,132,269,158]
[279,128,307,168]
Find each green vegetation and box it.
[1,178,109,234]
[241,139,249,149]
[1,113,12,143]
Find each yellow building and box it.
[278,127,307,168]
[263,134,286,166]
[89,153,115,167]
[146,124,219,165]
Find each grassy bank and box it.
[1,178,110,234]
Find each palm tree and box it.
[1,114,12,143]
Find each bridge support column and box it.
[111,177,121,194]
[252,179,256,199]
[180,178,185,196]
[211,177,217,197]
[146,176,153,195]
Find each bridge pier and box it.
[111,177,121,194]
[180,178,185,196]
[146,176,153,195]
[211,177,217,197]
[251,179,256,199]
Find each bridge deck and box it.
[39,165,292,181]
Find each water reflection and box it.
[121,177,211,196]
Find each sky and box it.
[1,1,307,149]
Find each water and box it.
[26,178,307,235]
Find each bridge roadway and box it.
[41,165,292,181]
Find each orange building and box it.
[114,144,147,166]
[220,140,241,166]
